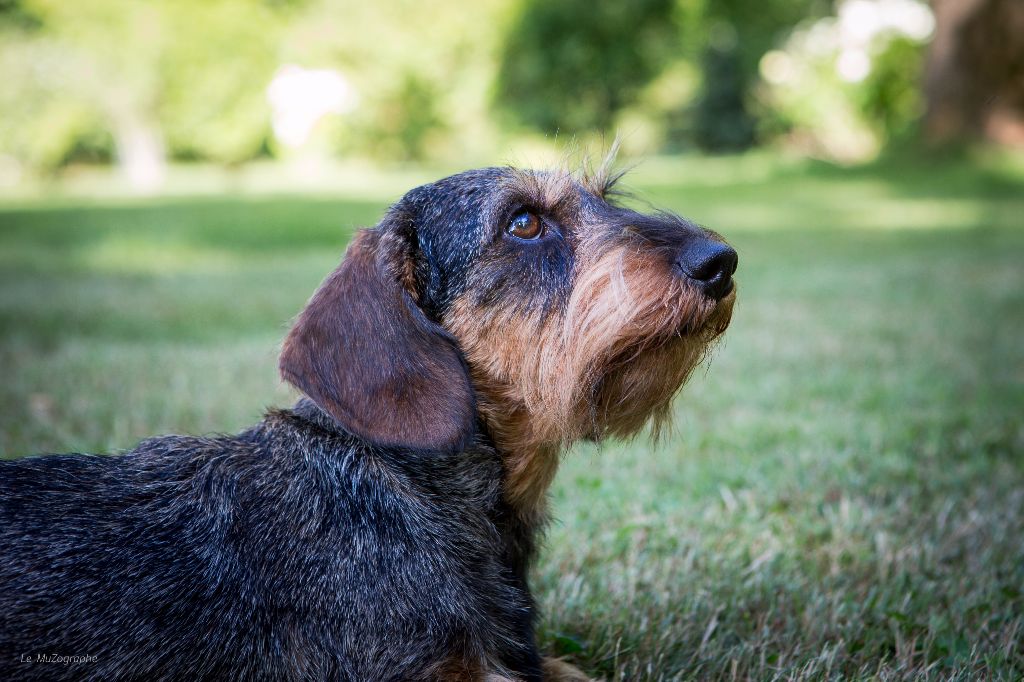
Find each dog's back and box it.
[0,403,534,681]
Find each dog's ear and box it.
[279,214,475,452]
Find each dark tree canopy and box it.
[495,0,677,135]
[694,0,824,151]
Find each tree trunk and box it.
[110,111,166,194]
[924,0,1024,146]
[103,84,166,194]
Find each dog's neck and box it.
[475,397,562,528]
[293,396,560,529]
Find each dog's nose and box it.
[676,239,737,300]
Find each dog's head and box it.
[281,166,736,507]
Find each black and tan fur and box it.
[0,163,737,681]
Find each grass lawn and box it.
[1,154,1022,680]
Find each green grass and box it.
[1,154,1022,680]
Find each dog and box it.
[0,164,736,681]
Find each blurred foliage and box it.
[0,0,283,172]
[693,38,757,151]
[759,7,933,162]
[0,0,41,30]
[277,0,508,162]
[859,36,926,141]
[157,1,281,165]
[494,0,678,135]
[693,0,825,151]
[356,74,447,161]
[0,0,946,178]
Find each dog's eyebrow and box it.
[501,168,581,216]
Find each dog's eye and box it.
[507,212,543,240]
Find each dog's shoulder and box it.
[0,407,524,679]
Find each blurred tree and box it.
[0,0,283,187]
[494,0,678,135]
[360,74,446,161]
[693,0,824,151]
[755,0,935,163]
[692,25,756,152]
[282,0,509,162]
[158,1,282,166]
[0,0,41,30]
[861,36,927,142]
[924,0,1024,146]
[4,0,943,174]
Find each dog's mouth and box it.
[587,321,721,441]
[602,286,735,383]
[705,283,737,330]
[670,282,736,339]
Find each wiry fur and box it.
[0,403,537,681]
[0,164,736,681]
[577,139,630,199]
[446,170,735,520]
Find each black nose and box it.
[676,239,738,300]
